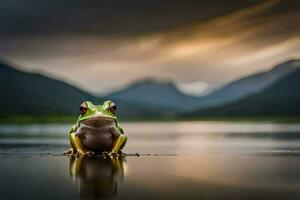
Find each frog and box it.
[65,100,127,156]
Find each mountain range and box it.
[184,65,300,117]
[185,60,300,110]
[102,79,198,117]
[0,59,299,119]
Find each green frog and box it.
[65,100,127,156]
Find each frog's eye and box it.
[80,102,88,115]
[109,101,117,114]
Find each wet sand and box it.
[1,122,300,199]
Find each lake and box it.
[1,121,300,200]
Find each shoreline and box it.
[0,114,300,124]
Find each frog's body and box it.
[66,100,127,155]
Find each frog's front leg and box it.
[68,125,88,155]
[111,134,127,155]
[64,125,77,155]
[71,132,87,155]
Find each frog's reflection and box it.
[69,156,126,199]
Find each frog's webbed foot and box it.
[63,148,75,155]
[86,151,96,157]
[106,150,124,157]
[110,152,119,157]
[102,151,109,156]
[73,150,96,157]
[101,151,115,157]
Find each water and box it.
[1,121,300,199]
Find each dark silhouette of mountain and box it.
[0,61,97,115]
[0,63,176,118]
[2,59,299,119]
[184,67,300,117]
[187,59,300,110]
[103,59,300,118]
[102,78,198,117]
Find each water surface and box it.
[1,121,300,199]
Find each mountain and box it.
[103,59,300,118]
[1,59,299,119]
[0,61,195,118]
[187,59,300,110]
[0,61,97,115]
[102,78,198,117]
[183,67,300,117]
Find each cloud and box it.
[0,0,258,36]
[1,0,300,95]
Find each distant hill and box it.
[0,63,178,118]
[187,59,300,110]
[103,60,300,118]
[0,62,97,115]
[1,59,300,119]
[183,67,300,117]
[102,78,198,117]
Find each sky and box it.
[1,0,300,96]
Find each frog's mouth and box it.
[80,116,115,130]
